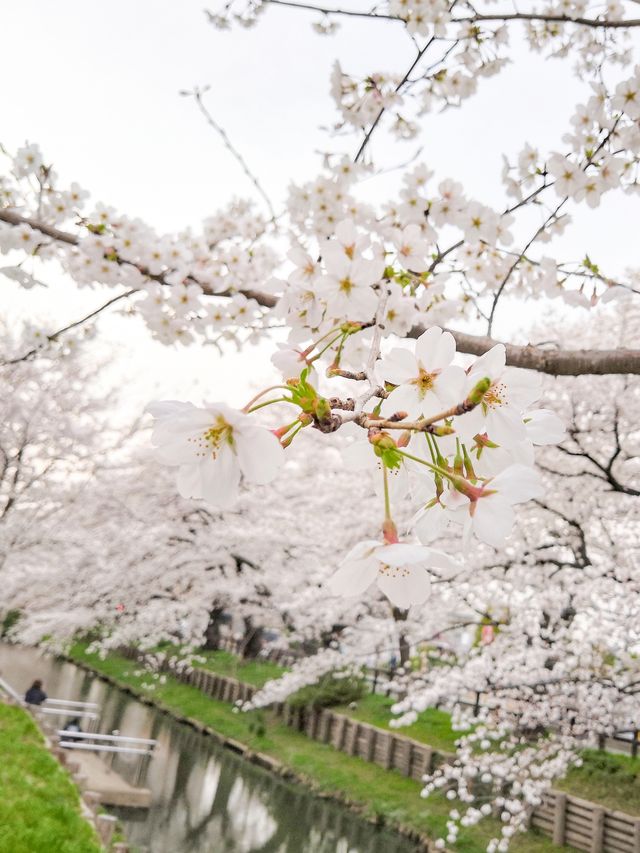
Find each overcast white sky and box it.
[2,1,638,407]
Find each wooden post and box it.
[406,742,414,777]
[349,722,360,756]
[366,727,376,762]
[633,817,640,853]
[320,710,332,743]
[552,792,567,845]
[384,734,396,770]
[423,746,433,776]
[591,806,605,853]
[307,709,319,739]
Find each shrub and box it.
[288,672,367,709]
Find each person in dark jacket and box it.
[25,679,47,705]
[62,717,82,742]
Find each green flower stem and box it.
[242,385,293,412]
[246,397,292,414]
[382,465,392,522]
[396,449,456,484]
[310,332,346,361]
[308,324,345,352]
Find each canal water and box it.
[0,646,419,853]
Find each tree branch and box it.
[1,288,138,365]
[188,86,278,224]
[2,208,640,375]
[419,327,640,376]
[260,0,640,28]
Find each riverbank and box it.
[0,701,102,853]
[68,645,566,853]
[194,647,640,816]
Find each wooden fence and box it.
[531,790,640,853]
[119,647,640,852]
[119,648,448,780]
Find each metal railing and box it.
[45,697,100,710]
[0,674,23,703]
[56,730,156,752]
[56,729,157,785]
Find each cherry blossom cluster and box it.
[209,0,638,145]
[503,70,640,215]
[0,144,276,348]
[146,314,565,612]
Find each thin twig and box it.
[2,289,138,365]
[188,86,278,223]
[354,35,437,163]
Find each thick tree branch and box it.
[420,327,640,376]
[3,208,639,375]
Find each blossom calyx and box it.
[466,376,492,407]
[382,519,399,544]
[369,432,403,469]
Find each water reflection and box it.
[0,646,418,853]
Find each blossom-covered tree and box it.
[2,2,640,848]
[0,326,123,640]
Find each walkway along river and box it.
[0,645,419,853]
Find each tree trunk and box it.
[392,606,411,666]
[202,606,225,651]
[241,616,264,659]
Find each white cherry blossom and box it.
[146,400,283,509]
[327,539,456,608]
[457,345,542,447]
[379,326,465,419]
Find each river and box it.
[0,645,419,853]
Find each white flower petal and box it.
[327,554,379,597]
[379,348,418,385]
[342,440,376,471]
[377,564,431,608]
[472,496,514,547]
[176,452,240,509]
[381,383,423,419]
[376,542,433,566]
[236,427,283,485]
[469,344,506,381]
[524,409,566,445]
[416,327,456,371]
[489,464,543,504]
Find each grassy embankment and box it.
[0,701,102,853]
[196,649,640,814]
[69,643,570,853]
